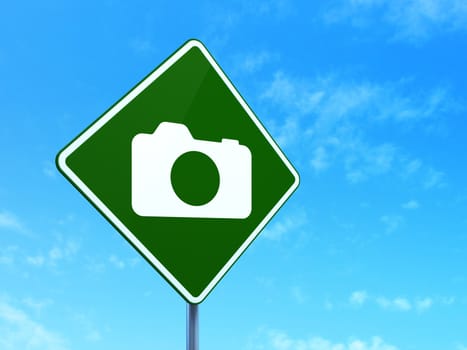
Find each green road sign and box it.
[56,40,299,304]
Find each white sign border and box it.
[57,39,300,304]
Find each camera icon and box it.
[131,122,252,219]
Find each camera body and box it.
[131,122,252,219]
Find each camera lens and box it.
[170,151,220,206]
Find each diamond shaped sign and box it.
[56,40,299,303]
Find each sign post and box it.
[187,303,198,350]
[57,39,299,346]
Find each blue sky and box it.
[1,0,467,349]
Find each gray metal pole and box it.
[186,303,199,350]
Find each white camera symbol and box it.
[131,122,252,219]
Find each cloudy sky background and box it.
[1,1,467,349]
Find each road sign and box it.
[56,39,299,304]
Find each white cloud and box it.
[423,168,446,189]
[85,329,102,342]
[0,246,17,266]
[260,72,453,185]
[0,211,24,232]
[262,210,307,240]
[290,286,307,304]
[393,298,412,311]
[346,293,445,312]
[440,296,455,305]
[49,240,79,264]
[261,72,325,116]
[387,0,467,41]
[26,255,45,267]
[380,215,404,234]
[22,298,53,316]
[344,143,397,183]
[324,0,467,42]
[404,159,422,175]
[109,255,125,269]
[85,259,106,274]
[349,290,368,306]
[258,329,398,350]
[26,240,79,267]
[324,300,334,310]
[375,297,390,309]
[235,51,276,73]
[416,297,433,312]
[401,159,446,189]
[0,255,13,265]
[351,294,443,312]
[263,73,454,125]
[402,200,419,209]
[274,116,301,149]
[0,299,69,350]
[376,297,412,311]
[311,146,330,172]
[109,255,139,270]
